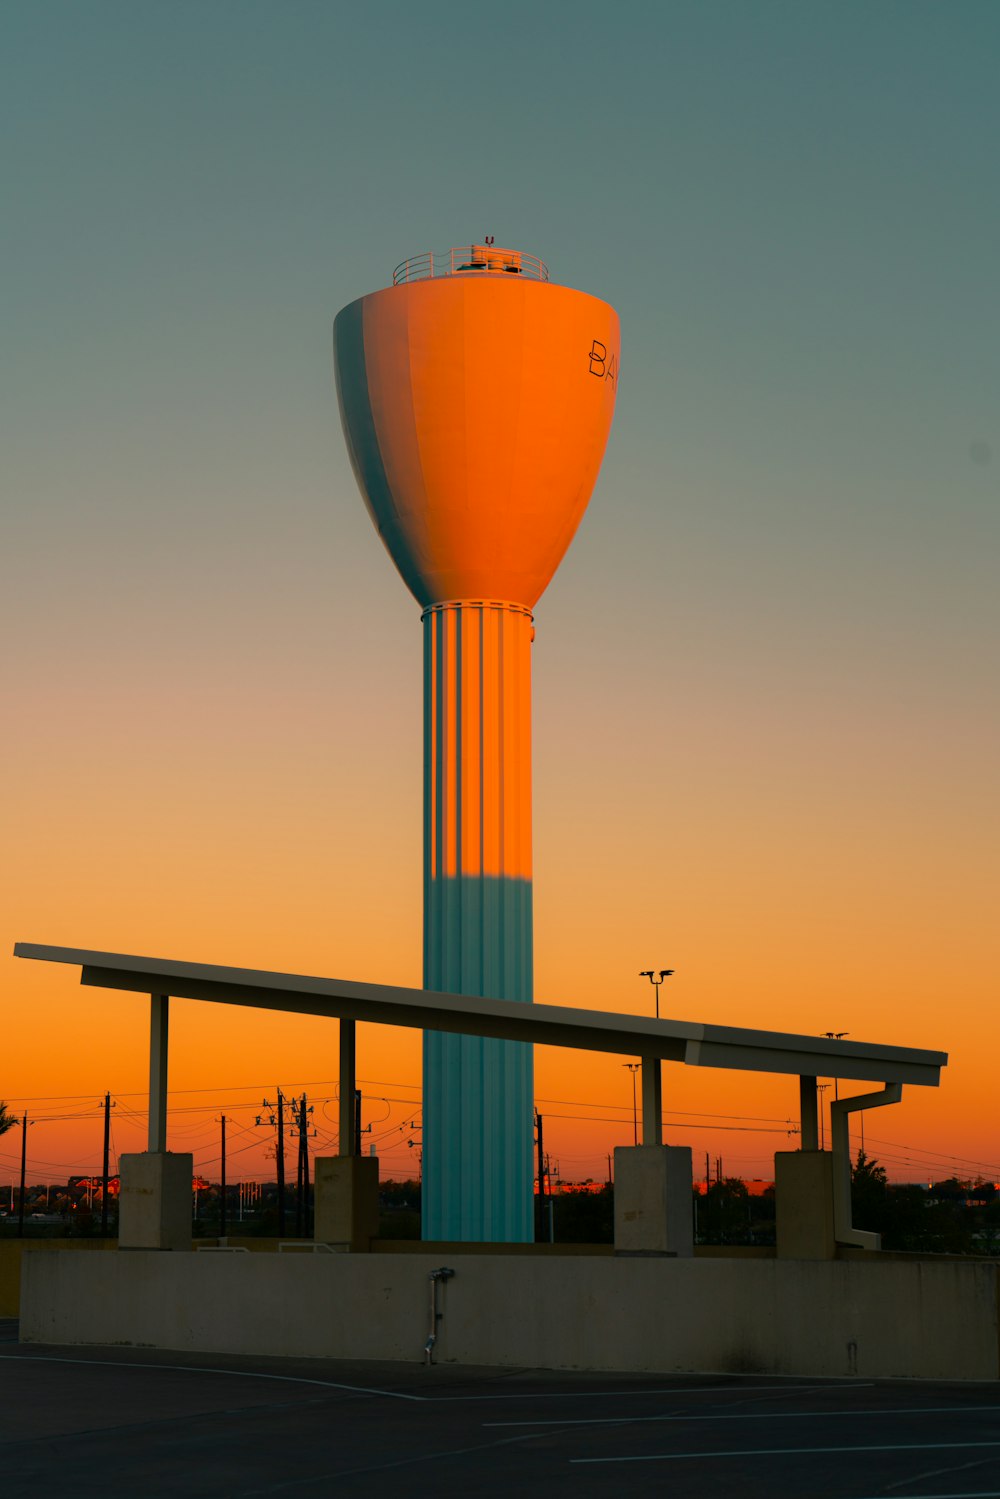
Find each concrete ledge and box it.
[614,1145,694,1256]
[0,1239,116,1318]
[119,1152,193,1251]
[19,1249,1000,1381]
[314,1156,379,1252]
[775,1150,836,1259]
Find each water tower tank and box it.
[335,244,619,1241]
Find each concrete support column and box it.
[148,994,169,1152]
[798,1075,819,1152]
[774,1150,836,1259]
[641,1058,662,1145]
[830,1083,901,1250]
[613,1145,693,1257]
[118,1152,192,1251]
[339,1019,356,1156]
[314,1156,380,1251]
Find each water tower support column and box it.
[422,601,534,1242]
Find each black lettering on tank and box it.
[588,340,607,377]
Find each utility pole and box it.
[817,1084,829,1150]
[276,1092,285,1234]
[294,1094,313,1237]
[299,1095,312,1238]
[100,1092,113,1237]
[295,1100,304,1236]
[261,1092,287,1233]
[219,1115,227,1239]
[534,1110,546,1242]
[17,1114,28,1238]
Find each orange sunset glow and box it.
[4,7,996,1214]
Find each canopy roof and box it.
[14,943,946,1088]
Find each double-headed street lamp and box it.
[626,972,674,1147]
[622,1063,640,1146]
[640,968,674,1019]
[823,1031,849,1101]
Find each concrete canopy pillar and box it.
[314,1156,380,1252]
[614,1145,693,1257]
[315,1017,379,1249]
[148,994,169,1152]
[641,1057,662,1145]
[118,1152,192,1251]
[114,995,191,1250]
[798,1074,819,1152]
[774,1150,836,1259]
[830,1083,902,1250]
[339,1019,356,1156]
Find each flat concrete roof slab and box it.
[14,943,946,1086]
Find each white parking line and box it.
[0,1352,427,1401]
[0,1355,882,1407]
[572,1440,1000,1465]
[487,1403,999,1429]
[442,1380,873,1403]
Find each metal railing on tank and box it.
[392,246,549,286]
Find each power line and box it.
[1,1076,423,1105]
[11,1083,808,1136]
[7,1076,998,1187]
[535,1094,796,1126]
[862,1133,1000,1176]
[540,1110,798,1136]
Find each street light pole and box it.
[17,1114,27,1238]
[639,969,674,1019]
[623,1063,640,1146]
[816,1083,829,1150]
[822,1032,849,1101]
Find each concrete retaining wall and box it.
[0,1239,117,1317]
[20,1250,1000,1381]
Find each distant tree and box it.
[850,1156,984,1253]
[379,1179,421,1211]
[929,1177,968,1201]
[850,1150,889,1236]
[879,1184,931,1251]
[551,1186,614,1244]
[378,1178,422,1240]
[852,1150,888,1190]
[699,1177,756,1244]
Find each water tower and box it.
[334,244,619,1240]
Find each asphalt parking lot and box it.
[3,1318,999,1498]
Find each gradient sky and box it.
[2,1,997,1191]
